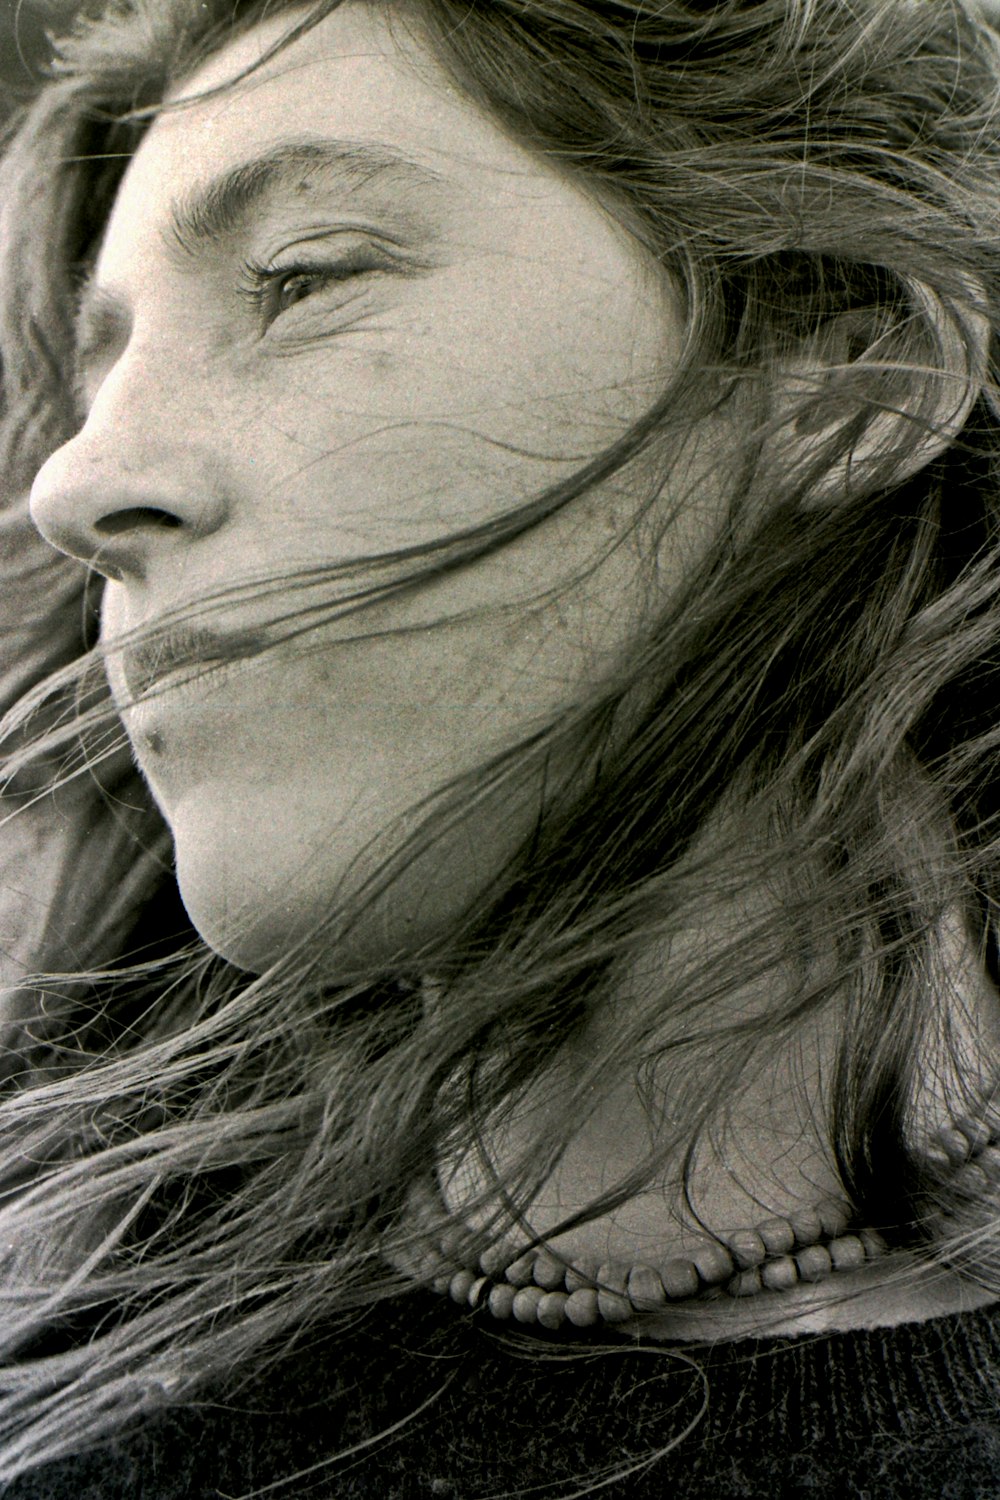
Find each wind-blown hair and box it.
[0,0,998,1479]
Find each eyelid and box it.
[257,227,423,274]
[238,252,383,330]
[251,221,441,281]
[68,229,437,412]
[238,233,429,331]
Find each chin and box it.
[166,788,500,977]
[162,780,368,973]
[174,852,420,977]
[173,844,328,975]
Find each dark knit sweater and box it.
[7,1292,1000,1499]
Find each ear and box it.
[773,276,991,509]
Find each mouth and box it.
[117,623,274,702]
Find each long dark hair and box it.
[0,0,998,1478]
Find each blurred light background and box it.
[0,1,78,97]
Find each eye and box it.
[270,269,325,313]
[238,250,381,332]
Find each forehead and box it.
[97,2,587,280]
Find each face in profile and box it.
[29,1,720,972]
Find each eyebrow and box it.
[74,138,448,363]
[165,137,448,260]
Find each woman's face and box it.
[30,1,723,970]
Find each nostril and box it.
[94,507,184,537]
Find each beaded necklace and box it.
[407,1111,997,1332]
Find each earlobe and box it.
[775,276,992,510]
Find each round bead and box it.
[728,1268,763,1297]
[596,1261,629,1292]
[977,1143,1000,1177]
[954,1161,991,1198]
[467,1275,490,1309]
[597,1289,633,1323]
[512,1286,546,1324]
[407,1177,440,1217]
[859,1229,889,1260]
[660,1258,701,1300]
[922,1143,954,1173]
[955,1116,994,1154]
[431,1272,453,1296]
[795,1244,833,1283]
[479,1243,513,1279]
[504,1252,537,1287]
[564,1288,601,1327]
[448,1269,477,1305]
[817,1199,851,1238]
[727,1229,767,1269]
[563,1258,600,1293]
[828,1235,866,1273]
[627,1264,667,1312]
[389,1239,427,1281]
[536,1291,569,1330]
[690,1241,735,1286]
[760,1255,798,1292]
[756,1219,795,1256]
[438,1223,473,1261]
[487,1283,519,1320]
[937,1125,973,1164]
[595,1261,631,1320]
[532,1250,567,1291]
[788,1207,823,1246]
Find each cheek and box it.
[151,643,550,971]
[247,260,672,547]
[132,260,680,970]
[131,522,652,973]
[249,379,660,570]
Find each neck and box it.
[435,883,1000,1339]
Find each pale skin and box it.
[28,1,999,1337]
[32,0,695,972]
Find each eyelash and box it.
[238,252,377,328]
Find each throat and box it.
[438,1015,849,1283]
[430,961,1000,1340]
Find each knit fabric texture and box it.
[6,1291,1000,1499]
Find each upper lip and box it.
[117,622,274,701]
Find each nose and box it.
[29,365,229,582]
